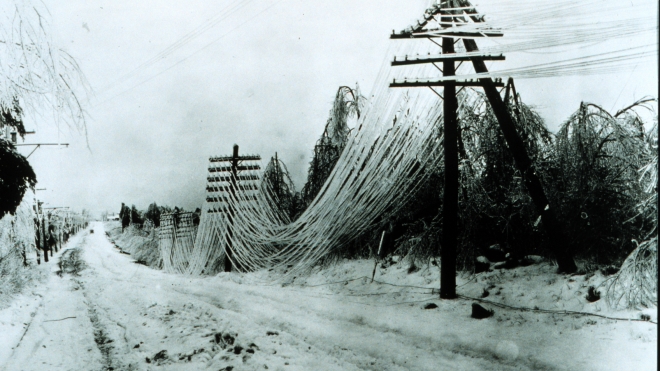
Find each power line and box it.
[95,0,285,106]
[100,0,257,93]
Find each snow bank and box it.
[104,222,162,269]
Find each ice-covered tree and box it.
[0,1,89,214]
[1,0,89,131]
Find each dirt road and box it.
[1,222,655,371]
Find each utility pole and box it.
[439,8,459,299]
[35,200,48,263]
[33,191,42,264]
[226,144,239,272]
[390,0,576,299]
[206,145,261,272]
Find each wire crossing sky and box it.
[12,0,657,216]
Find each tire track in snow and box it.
[173,282,563,371]
[9,297,44,355]
[2,237,105,371]
[61,246,130,371]
[162,287,360,370]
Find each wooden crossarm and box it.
[390,78,504,88]
[390,30,502,39]
[392,53,504,66]
[206,184,259,193]
[207,174,260,182]
[206,195,259,203]
[208,164,261,173]
[209,155,261,162]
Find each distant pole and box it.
[35,218,41,265]
[224,144,239,272]
[41,210,48,263]
[44,213,52,259]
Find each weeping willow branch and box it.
[0,1,90,132]
[261,154,298,221]
[300,85,365,209]
[605,237,658,309]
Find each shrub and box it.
[0,139,36,217]
[546,101,653,264]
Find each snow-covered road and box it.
[1,222,656,371]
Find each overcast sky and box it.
[18,0,657,216]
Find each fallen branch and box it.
[43,316,77,323]
[458,294,657,324]
[371,231,386,283]
[302,276,658,324]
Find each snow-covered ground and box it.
[0,222,656,370]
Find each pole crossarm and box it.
[13,143,69,146]
[210,154,261,162]
[206,184,260,192]
[390,78,504,88]
[207,174,260,182]
[206,195,259,203]
[392,53,505,65]
[14,143,69,159]
[207,206,259,214]
[209,164,261,173]
[390,30,503,39]
[400,1,483,34]
[395,3,484,35]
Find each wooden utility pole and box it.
[35,218,41,264]
[42,213,50,259]
[36,202,48,263]
[390,0,577,298]
[224,144,240,272]
[440,11,459,299]
[206,145,261,273]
